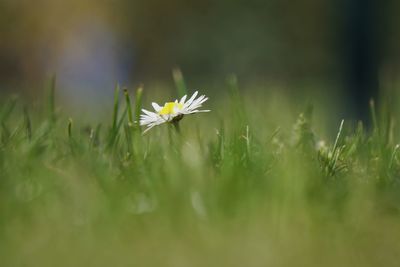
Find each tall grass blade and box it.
[124,88,134,127]
[48,74,56,123]
[134,85,143,131]
[23,106,32,141]
[67,118,73,139]
[227,74,246,126]
[369,99,378,135]
[172,68,187,98]
[332,119,344,155]
[112,84,120,132]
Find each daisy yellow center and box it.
[158,102,183,115]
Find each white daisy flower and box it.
[140,91,210,133]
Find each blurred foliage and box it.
[1,80,400,266]
[1,0,400,89]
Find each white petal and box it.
[182,109,210,114]
[188,96,205,108]
[140,116,157,126]
[142,109,157,117]
[192,109,210,113]
[184,96,208,112]
[151,102,162,112]
[185,91,198,106]
[179,95,187,104]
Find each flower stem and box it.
[172,121,181,134]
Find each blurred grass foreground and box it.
[1,78,400,267]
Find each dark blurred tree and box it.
[338,0,381,122]
[337,0,391,123]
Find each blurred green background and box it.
[1,0,400,113]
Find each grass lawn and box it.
[1,78,400,266]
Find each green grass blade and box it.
[227,74,247,126]
[134,85,143,130]
[68,118,73,139]
[124,88,134,127]
[48,74,56,123]
[112,84,120,132]
[172,68,187,98]
[369,99,378,135]
[332,119,344,155]
[124,124,133,154]
[23,106,32,141]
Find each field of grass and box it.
[1,77,400,266]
